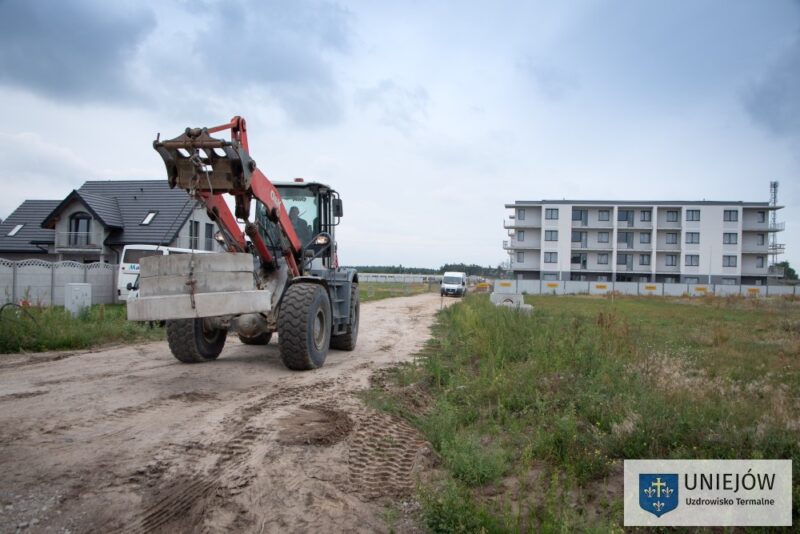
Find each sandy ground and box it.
[0,293,451,533]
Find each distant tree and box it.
[776,261,798,280]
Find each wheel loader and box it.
[126,116,359,370]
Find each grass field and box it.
[0,304,164,353]
[359,282,435,303]
[367,294,800,532]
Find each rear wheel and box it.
[238,332,272,345]
[278,283,332,370]
[331,284,359,351]
[166,318,227,363]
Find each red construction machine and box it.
[127,116,359,370]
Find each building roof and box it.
[0,200,61,252]
[41,189,124,230]
[506,200,782,208]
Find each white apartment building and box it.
[504,200,785,285]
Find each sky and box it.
[0,0,797,269]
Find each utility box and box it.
[66,283,92,317]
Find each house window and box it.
[723,255,737,268]
[617,210,630,222]
[598,231,609,243]
[598,209,610,221]
[666,254,678,266]
[598,253,609,264]
[545,230,558,241]
[205,223,214,250]
[640,210,652,222]
[571,231,585,243]
[757,233,765,245]
[572,209,586,221]
[141,211,157,225]
[666,232,678,244]
[685,254,699,266]
[757,211,766,223]
[666,210,679,222]
[189,220,199,249]
[723,210,738,222]
[723,233,737,245]
[685,232,700,244]
[640,254,651,266]
[517,230,525,242]
[617,253,630,265]
[517,208,526,221]
[516,251,524,263]
[7,224,23,237]
[545,208,559,220]
[544,252,557,263]
[756,255,765,268]
[69,212,91,246]
[640,232,651,244]
[686,209,700,221]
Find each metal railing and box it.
[55,232,99,249]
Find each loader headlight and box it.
[314,234,330,246]
[214,231,226,244]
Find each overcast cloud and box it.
[0,0,797,269]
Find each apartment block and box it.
[503,200,784,284]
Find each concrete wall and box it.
[0,259,118,306]
[503,278,798,297]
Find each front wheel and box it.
[278,283,332,370]
[166,318,227,363]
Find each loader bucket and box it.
[153,127,255,193]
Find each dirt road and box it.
[0,293,448,533]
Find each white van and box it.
[118,245,211,301]
[440,271,468,297]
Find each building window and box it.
[722,278,737,285]
[686,209,700,221]
[189,220,199,249]
[757,211,766,223]
[598,231,609,243]
[571,253,587,265]
[666,210,679,222]
[617,253,630,265]
[685,277,699,284]
[618,210,632,221]
[571,231,585,243]
[7,223,23,237]
[141,211,157,225]
[545,208,559,220]
[666,254,678,266]
[517,230,525,242]
[666,232,678,244]
[544,252,557,263]
[685,232,700,244]
[598,253,609,264]
[69,212,91,246]
[640,210,652,222]
[640,254,651,266]
[756,255,765,268]
[205,223,214,250]
[685,254,699,266]
[640,232,651,244]
[723,233,737,244]
[572,209,586,221]
[722,255,737,268]
[545,230,558,241]
[723,210,738,222]
[757,233,765,245]
[516,251,524,263]
[542,273,558,281]
[598,209,610,221]
[665,277,676,283]
[517,208,526,221]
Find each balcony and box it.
[55,232,100,251]
[741,245,769,254]
[768,265,785,277]
[743,221,784,232]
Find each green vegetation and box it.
[368,294,800,531]
[359,282,435,303]
[0,304,164,353]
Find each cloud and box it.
[517,57,579,101]
[0,0,155,103]
[743,36,800,139]
[356,79,429,134]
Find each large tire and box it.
[166,318,227,363]
[278,283,332,370]
[238,332,273,345]
[330,284,359,351]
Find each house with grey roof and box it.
[0,180,223,262]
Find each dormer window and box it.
[141,211,157,225]
[7,224,23,236]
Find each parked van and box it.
[118,245,211,301]
[440,271,468,297]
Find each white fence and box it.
[495,279,797,298]
[359,273,442,283]
[0,259,117,306]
